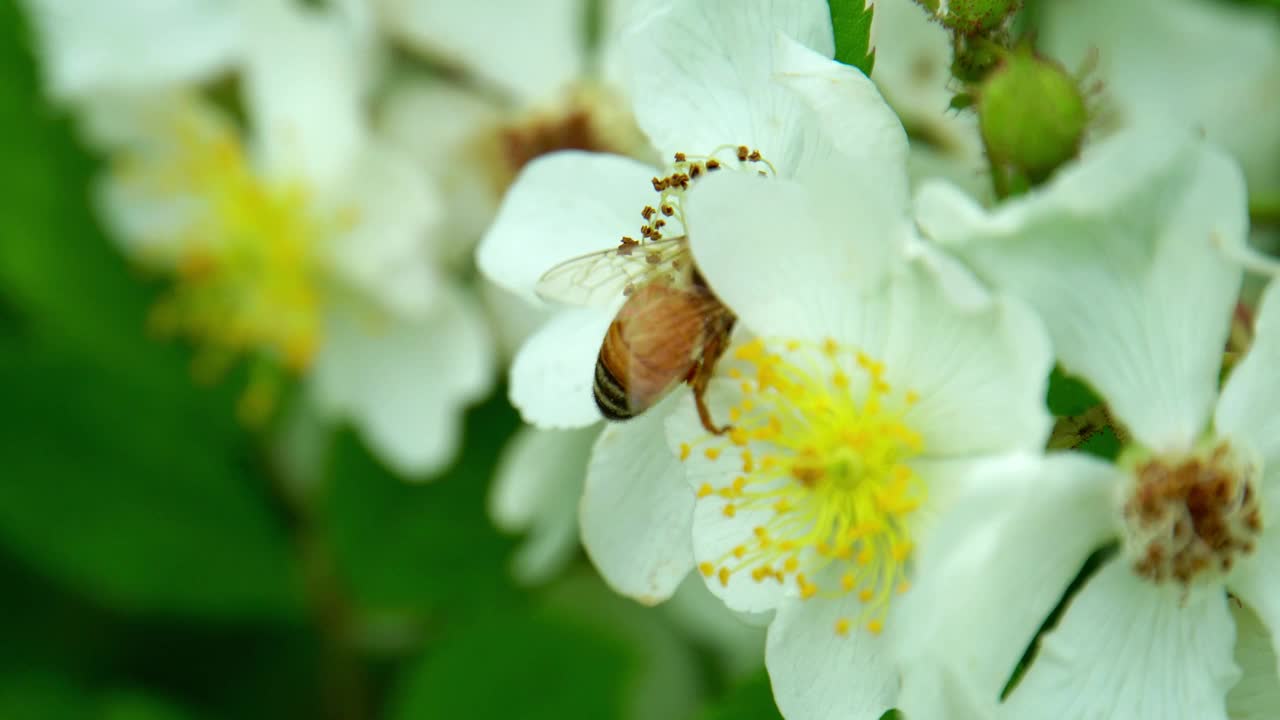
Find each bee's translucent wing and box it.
[534,236,691,306]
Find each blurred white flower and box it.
[22,0,493,477]
[479,0,872,604]
[869,0,988,197]
[901,132,1273,720]
[1039,0,1280,191]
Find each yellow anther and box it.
[832,370,849,389]
[729,426,750,446]
[732,545,747,559]
[822,338,839,356]
[784,557,799,573]
[786,339,802,351]
[699,562,714,577]
[859,589,874,602]
[718,567,731,587]
[729,407,742,422]
[732,476,746,493]
[800,580,818,600]
[742,450,755,473]
[835,618,851,636]
[734,338,765,361]
[680,443,691,461]
[705,447,722,460]
[728,367,743,379]
[897,581,911,594]
[723,504,737,518]
[841,573,856,591]
[696,483,713,498]
[753,526,769,540]
[867,620,884,635]
[905,390,920,405]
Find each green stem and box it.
[1250,190,1280,227]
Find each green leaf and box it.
[0,672,203,720]
[389,605,634,720]
[0,2,164,368]
[828,0,876,76]
[325,396,520,613]
[1045,366,1101,417]
[0,345,302,619]
[699,671,782,720]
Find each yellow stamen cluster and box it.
[115,98,351,420]
[690,338,926,636]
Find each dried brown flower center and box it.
[1122,443,1262,586]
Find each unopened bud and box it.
[939,0,1021,34]
[979,48,1088,184]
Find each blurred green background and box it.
[0,4,783,718]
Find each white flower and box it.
[1039,0,1280,192]
[901,131,1276,720]
[661,97,1050,720]
[480,0,881,603]
[22,0,493,477]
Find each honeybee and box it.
[536,235,735,434]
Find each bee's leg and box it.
[689,362,730,436]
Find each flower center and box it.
[493,85,646,190]
[1120,440,1263,587]
[112,96,348,422]
[687,338,925,636]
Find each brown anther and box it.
[646,252,662,265]
[689,164,703,179]
[661,204,674,216]
[652,177,668,191]
[623,282,635,296]
[737,145,749,161]
[641,226,653,238]
[674,152,687,162]
[621,236,639,246]
[706,158,721,170]
[642,206,656,220]
[748,149,762,162]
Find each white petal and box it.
[242,0,366,186]
[918,131,1247,452]
[478,279,555,366]
[766,595,899,720]
[619,0,833,171]
[1004,561,1239,720]
[490,425,598,584]
[1226,519,1280,692]
[477,151,658,304]
[321,142,444,319]
[883,261,1053,457]
[375,0,585,104]
[1040,0,1280,190]
[19,0,240,101]
[666,381,789,614]
[774,33,910,215]
[580,394,696,604]
[1227,602,1280,720]
[312,283,495,479]
[378,80,504,257]
[869,0,981,163]
[1217,282,1280,470]
[687,170,902,343]
[894,453,1121,714]
[508,306,615,429]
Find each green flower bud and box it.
[940,0,1021,34]
[979,48,1088,184]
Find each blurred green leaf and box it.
[0,672,202,720]
[325,396,519,613]
[828,0,876,76]
[0,345,302,619]
[0,2,165,369]
[390,605,633,720]
[1045,366,1101,417]
[698,670,782,720]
